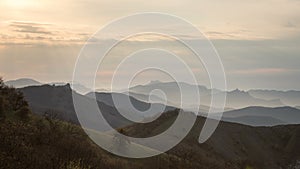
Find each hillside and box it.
[1,78,300,169]
[124,110,300,169]
[86,92,175,118]
[19,84,133,130]
[0,78,191,169]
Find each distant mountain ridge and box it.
[18,83,300,127]
[9,79,300,108]
[50,82,91,94]
[129,81,286,109]
[221,106,300,126]
[10,78,300,127]
[249,89,300,106]
[6,78,92,94]
[5,78,42,88]
[220,89,284,108]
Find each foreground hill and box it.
[124,110,300,169]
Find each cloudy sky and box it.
[0,0,300,90]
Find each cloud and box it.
[10,21,53,35]
[0,21,92,46]
[1,0,300,90]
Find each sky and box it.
[0,0,300,90]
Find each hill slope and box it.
[19,84,133,130]
[2,79,300,169]
[86,92,175,118]
[124,110,300,169]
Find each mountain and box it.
[3,78,300,169]
[129,81,219,108]
[220,106,300,126]
[49,82,91,94]
[249,89,300,106]
[220,89,284,109]
[19,84,133,130]
[296,106,300,110]
[129,81,285,109]
[123,91,167,104]
[86,92,176,119]
[5,78,91,94]
[222,115,286,126]
[19,84,300,127]
[5,78,42,88]
[202,89,284,109]
[124,110,300,169]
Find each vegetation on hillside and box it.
[0,78,30,121]
[0,78,207,169]
[1,77,299,169]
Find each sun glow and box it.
[5,0,35,8]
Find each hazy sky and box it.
[0,0,300,90]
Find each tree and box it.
[0,77,4,89]
[14,90,28,111]
[16,106,30,121]
[0,77,30,120]
[0,96,5,120]
[0,78,6,120]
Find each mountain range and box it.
[19,84,133,131]
[128,81,286,109]
[4,77,300,168]
[249,89,300,106]
[86,92,175,119]
[16,81,300,127]
[8,78,300,109]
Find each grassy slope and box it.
[124,111,300,169]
